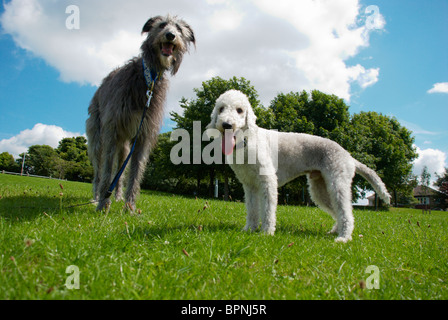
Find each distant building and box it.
[367,185,444,210]
[413,185,441,210]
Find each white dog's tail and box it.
[354,160,391,204]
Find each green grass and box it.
[1,174,447,300]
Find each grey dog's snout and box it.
[166,32,175,41]
[222,122,233,130]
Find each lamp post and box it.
[21,153,26,176]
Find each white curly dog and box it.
[207,90,391,242]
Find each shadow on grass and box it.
[124,219,333,242]
[0,194,94,221]
[276,224,334,240]
[1,193,335,242]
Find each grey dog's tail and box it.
[354,160,391,204]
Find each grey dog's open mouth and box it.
[161,42,175,56]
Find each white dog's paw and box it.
[261,227,275,236]
[335,236,352,243]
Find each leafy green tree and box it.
[269,90,351,140]
[0,152,20,172]
[142,132,188,192]
[26,145,60,177]
[350,112,417,205]
[56,137,93,182]
[434,167,448,210]
[20,137,93,181]
[420,165,432,213]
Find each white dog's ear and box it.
[206,107,218,130]
[245,104,257,129]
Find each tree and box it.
[349,112,417,206]
[142,132,187,192]
[269,90,351,139]
[434,167,448,210]
[420,165,431,213]
[0,152,20,172]
[56,137,93,182]
[26,145,61,177]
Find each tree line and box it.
[0,136,93,182]
[1,76,446,208]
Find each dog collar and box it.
[142,58,160,107]
[142,58,159,89]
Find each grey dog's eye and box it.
[159,22,168,29]
[237,108,243,114]
[219,107,224,113]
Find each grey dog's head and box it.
[141,15,195,75]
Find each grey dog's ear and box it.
[180,20,196,46]
[141,16,163,35]
[245,104,257,129]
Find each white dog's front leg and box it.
[243,185,259,232]
[260,176,278,235]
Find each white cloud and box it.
[208,8,244,32]
[413,146,447,185]
[251,0,385,101]
[0,0,385,110]
[427,82,448,94]
[0,124,81,158]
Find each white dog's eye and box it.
[219,106,224,113]
[237,108,243,114]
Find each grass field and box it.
[0,174,447,300]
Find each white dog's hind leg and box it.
[307,173,338,234]
[243,185,260,232]
[330,181,354,243]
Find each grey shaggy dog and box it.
[86,15,195,211]
[208,90,391,242]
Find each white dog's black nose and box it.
[166,32,175,41]
[222,122,233,130]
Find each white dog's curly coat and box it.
[207,90,391,242]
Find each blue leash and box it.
[105,59,158,199]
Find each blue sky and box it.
[0,0,447,184]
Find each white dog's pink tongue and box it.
[222,131,236,155]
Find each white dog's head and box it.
[206,90,257,155]
[207,90,256,132]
